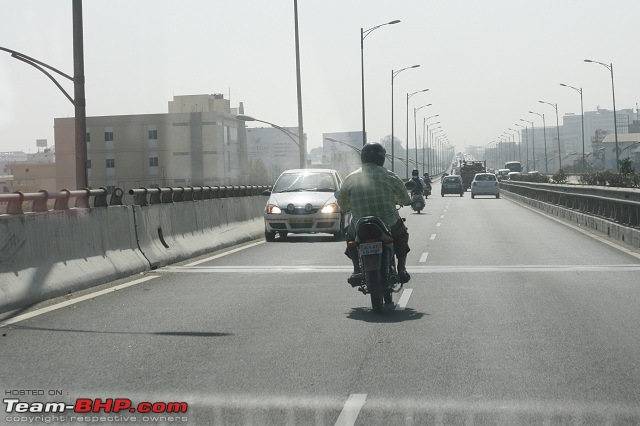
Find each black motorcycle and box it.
[410,187,426,214]
[348,216,402,313]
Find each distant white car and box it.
[471,173,500,199]
[262,169,350,241]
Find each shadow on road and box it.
[7,325,232,337]
[345,307,427,323]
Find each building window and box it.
[106,159,115,168]
[105,131,114,141]
[87,160,91,168]
[149,157,159,167]
[86,132,91,142]
[149,130,158,140]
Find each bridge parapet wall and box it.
[0,186,269,314]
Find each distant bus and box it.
[504,161,522,173]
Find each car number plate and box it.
[289,218,314,223]
[358,242,383,255]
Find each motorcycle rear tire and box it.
[366,270,384,313]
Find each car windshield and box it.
[475,174,496,181]
[443,177,459,183]
[272,172,336,193]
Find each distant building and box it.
[0,151,27,175]
[55,94,249,192]
[6,162,57,194]
[322,131,363,178]
[599,133,640,170]
[245,127,306,183]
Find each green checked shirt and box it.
[337,163,411,228]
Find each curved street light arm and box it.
[362,20,401,41]
[235,115,299,147]
[1,46,75,105]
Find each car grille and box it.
[286,207,318,215]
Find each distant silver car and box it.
[263,169,350,241]
[471,173,500,199]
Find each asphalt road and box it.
[2,185,640,425]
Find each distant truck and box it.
[460,160,486,191]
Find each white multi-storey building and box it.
[55,94,249,192]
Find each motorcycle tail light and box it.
[382,237,394,244]
[347,240,358,247]
[358,223,382,241]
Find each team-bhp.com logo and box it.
[4,397,188,415]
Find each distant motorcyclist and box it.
[410,169,426,195]
[336,142,412,285]
[423,172,433,193]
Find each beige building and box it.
[55,94,249,192]
[6,163,57,194]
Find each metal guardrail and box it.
[0,185,272,214]
[128,185,271,206]
[501,182,640,228]
[0,188,123,215]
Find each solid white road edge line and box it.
[185,240,265,266]
[0,275,160,328]
[395,288,413,311]
[334,394,367,426]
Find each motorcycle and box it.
[347,216,403,313]
[410,188,426,214]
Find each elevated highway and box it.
[2,183,640,424]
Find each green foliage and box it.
[520,172,550,183]
[619,158,635,175]
[577,170,640,188]
[552,169,567,184]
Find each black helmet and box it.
[412,169,419,177]
[361,142,386,166]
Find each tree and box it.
[248,158,269,185]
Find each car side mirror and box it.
[333,190,340,198]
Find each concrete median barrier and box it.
[133,196,266,269]
[0,206,148,313]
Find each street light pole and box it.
[520,119,535,172]
[293,0,305,168]
[529,111,547,174]
[539,100,562,172]
[413,104,432,167]
[1,1,87,190]
[390,65,419,173]
[361,19,400,146]
[585,59,619,171]
[406,89,429,176]
[560,83,585,173]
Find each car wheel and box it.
[471,194,475,199]
[441,193,444,197]
[265,230,276,242]
[496,194,500,199]
[460,193,463,197]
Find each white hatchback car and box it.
[471,173,500,199]
[263,169,349,241]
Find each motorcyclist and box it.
[423,172,433,193]
[410,169,426,195]
[336,142,412,286]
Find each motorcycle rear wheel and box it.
[366,270,384,313]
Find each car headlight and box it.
[266,204,282,214]
[321,203,339,214]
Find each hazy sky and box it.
[2,0,639,154]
